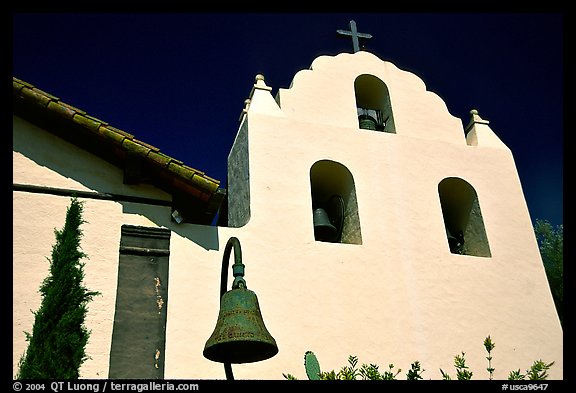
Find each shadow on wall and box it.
[13,116,221,251]
[120,202,220,251]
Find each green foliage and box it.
[526,360,555,380]
[440,352,473,380]
[508,369,525,380]
[454,352,473,380]
[338,355,359,380]
[318,370,338,380]
[359,363,383,380]
[439,368,452,380]
[406,361,424,380]
[484,335,495,380]
[507,360,555,381]
[382,364,402,380]
[286,352,404,380]
[319,354,358,380]
[285,335,554,380]
[17,198,100,379]
[534,219,563,326]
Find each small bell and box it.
[358,114,377,130]
[313,207,338,242]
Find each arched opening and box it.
[354,74,396,133]
[310,160,362,244]
[438,177,491,257]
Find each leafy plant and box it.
[381,364,402,380]
[406,361,424,380]
[440,352,472,380]
[454,352,473,380]
[285,352,402,380]
[484,335,496,380]
[507,360,555,380]
[526,360,555,380]
[440,368,452,380]
[318,370,338,380]
[507,369,525,380]
[282,372,298,380]
[285,335,554,380]
[338,355,359,380]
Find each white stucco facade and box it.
[13,51,562,380]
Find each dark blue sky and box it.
[12,13,564,227]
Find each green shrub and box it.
[284,335,554,380]
[17,198,100,379]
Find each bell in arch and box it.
[358,114,377,130]
[313,207,338,242]
[313,195,345,243]
[203,237,278,367]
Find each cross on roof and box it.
[336,20,372,53]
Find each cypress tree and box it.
[17,197,100,379]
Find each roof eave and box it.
[13,77,225,225]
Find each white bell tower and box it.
[221,48,562,379]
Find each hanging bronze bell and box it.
[358,114,377,130]
[203,287,278,364]
[313,207,337,242]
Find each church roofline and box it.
[12,76,225,225]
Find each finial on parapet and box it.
[253,74,272,92]
[465,108,490,133]
[239,98,251,122]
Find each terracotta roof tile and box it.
[57,101,87,115]
[167,161,194,180]
[19,87,53,107]
[46,101,77,119]
[13,77,33,90]
[122,138,152,156]
[105,125,134,139]
[190,173,220,193]
[99,125,128,145]
[31,87,59,101]
[72,113,102,132]
[147,151,172,167]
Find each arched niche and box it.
[310,160,362,245]
[354,74,396,133]
[438,177,491,257]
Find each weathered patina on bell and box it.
[358,114,377,130]
[203,237,278,366]
[203,286,278,364]
[313,207,338,242]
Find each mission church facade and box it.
[13,39,562,379]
